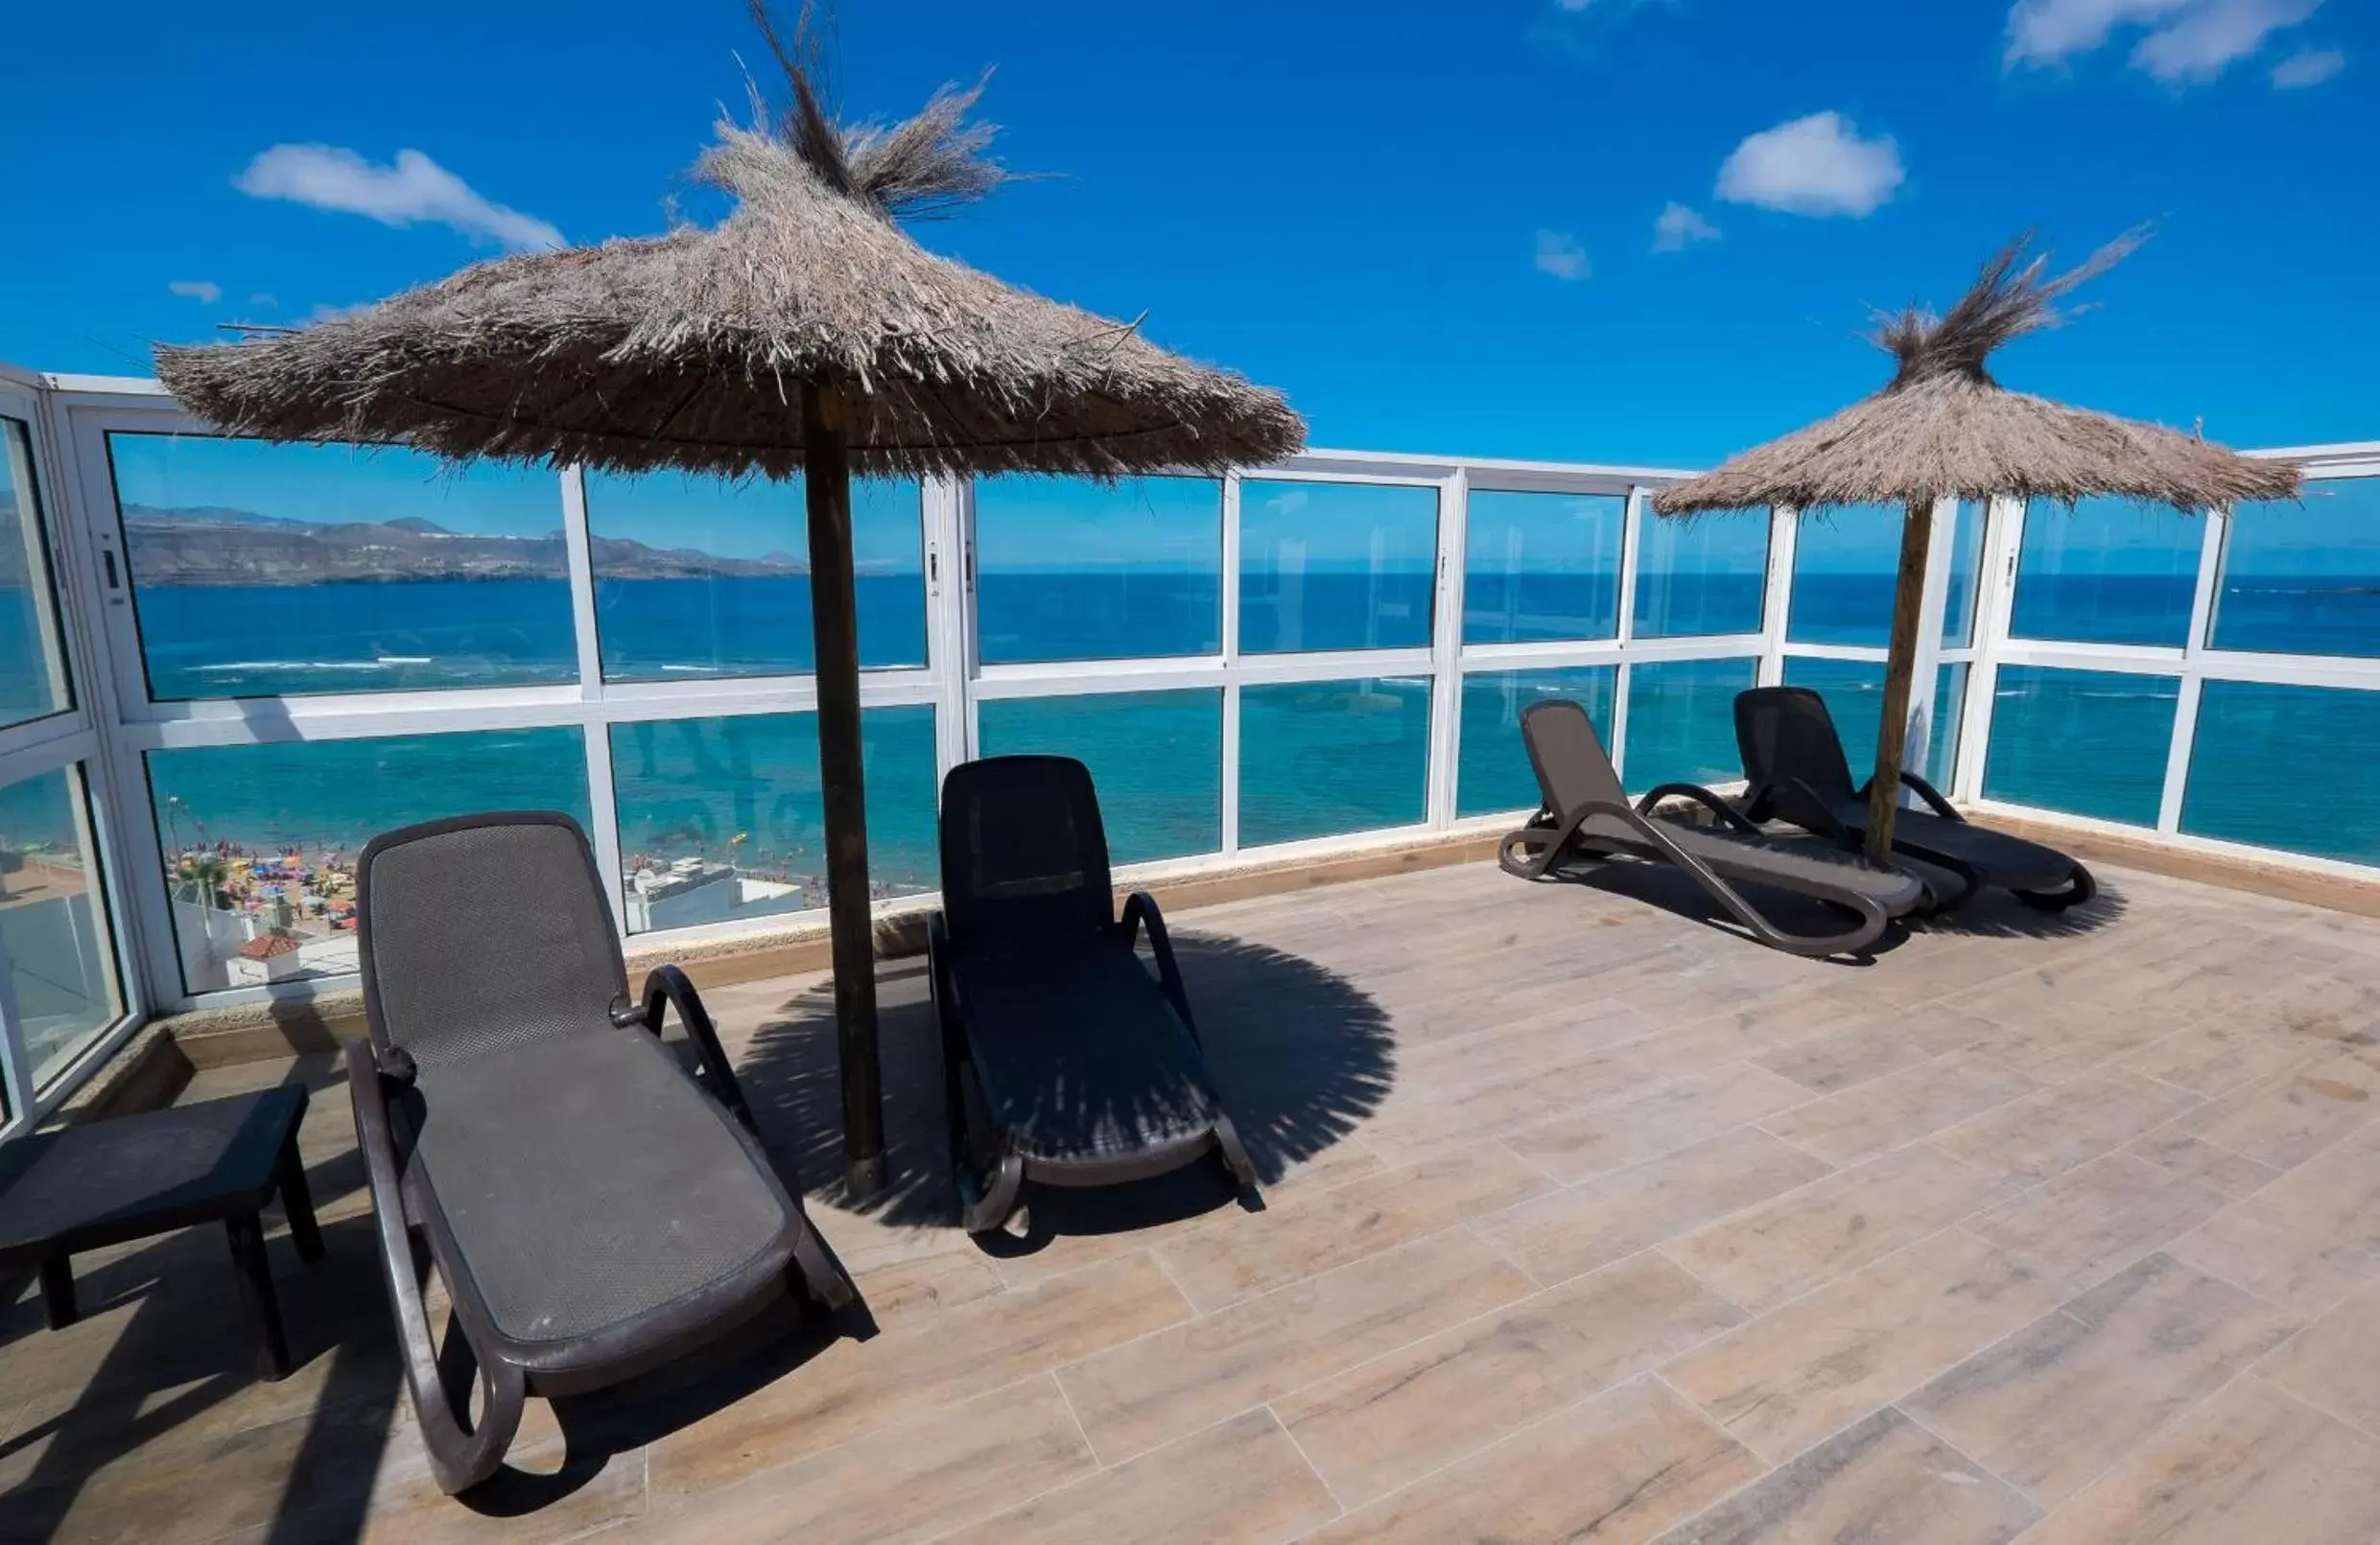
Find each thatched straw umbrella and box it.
[154,15,1305,1197]
[1653,235,2298,863]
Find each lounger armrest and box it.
[1119,892,1199,1039]
[1636,783,1762,834]
[1895,770,1966,822]
[637,965,759,1133]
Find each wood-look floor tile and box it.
[2255,1284,2380,1437]
[940,1409,1338,1545]
[1473,1127,1833,1288]
[1646,1406,2038,1545]
[1932,1069,2203,1183]
[1150,1146,1549,1312]
[2171,1049,2380,1171]
[647,1252,1191,1499]
[1662,1229,2062,1463]
[1355,1045,1670,1164]
[2167,1123,2380,1315]
[1501,1063,1816,1185]
[1296,1377,1762,1544]
[1275,1252,1743,1505]
[1905,1252,2299,1505]
[1752,1006,2004,1095]
[1968,1151,2229,1295]
[1061,1229,1534,1463]
[2022,1377,2380,1545]
[1759,1052,2039,1167]
[1661,1143,2017,1313]
[2126,1131,2281,1199]
[2124,1019,2329,1098]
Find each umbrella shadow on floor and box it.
[733,932,1399,1236]
[1909,877,2130,941]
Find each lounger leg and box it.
[788,1217,857,1311]
[959,1153,1025,1236]
[38,1255,76,1329]
[277,1133,326,1264]
[224,1211,294,1382]
[1212,1111,1260,1194]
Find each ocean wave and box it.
[197,660,395,673]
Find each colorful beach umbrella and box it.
[1652,234,2299,864]
[153,5,1305,1198]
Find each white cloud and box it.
[1652,201,1720,253]
[167,280,222,303]
[236,146,563,251]
[2270,44,2345,84]
[1715,113,1904,218]
[247,292,277,308]
[1534,229,1591,281]
[2005,0,2322,83]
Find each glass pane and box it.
[107,434,577,699]
[1634,511,1769,638]
[1,418,73,730]
[1779,658,1965,791]
[1457,667,1616,817]
[0,765,123,1089]
[1942,500,1987,647]
[1787,504,1899,647]
[1240,481,1437,654]
[977,476,1220,664]
[146,726,591,993]
[2010,496,2201,647]
[2182,682,2380,865]
[1239,677,1430,845]
[1626,657,1757,789]
[611,706,936,932]
[2211,479,2380,659]
[1462,491,1622,644]
[978,691,1222,863]
[1983,665,2178,827]
[588,471,924,681]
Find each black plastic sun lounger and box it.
[1498,699,1926,957]
[930,756,1258,1236]
[1732,686,2096,911]
[349,810,854,1495]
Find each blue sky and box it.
[5,0,2372,560]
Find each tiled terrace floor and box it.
[8,856,2380,1542]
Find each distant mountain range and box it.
[120,504,816,586]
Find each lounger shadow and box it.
[1498,699,1926,958]
[1732,686,2096,911]
[931,756,1259,1237]
[348,811,855,1496]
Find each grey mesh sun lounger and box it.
[1498,699,1926,958]
[348,811,854,1495]
[931,756,1258,1236]
[1733,686,2096,911]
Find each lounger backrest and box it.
[357,811,627,1066]
[1734,688,1861,810]
[1519,699,1628,820]
[939,755,1116,951]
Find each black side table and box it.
[0,1085,324,1380]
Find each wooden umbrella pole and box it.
[802,381,886,1199]
[1864,497,1936,864]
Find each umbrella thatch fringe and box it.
[1654,232,2299,518]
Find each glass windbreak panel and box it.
[1462,491,1622,644]
[2010,496,2201,647]
[1779,657,1965,791]
[611,706,935,932]
[978,691,1221,863]
[2,418,74,730]
[1240,481,1437,654]
[107,434,576,699]
[2211,480,2380,659]
[1239,678,1430,845]
[1983,665,2178,827]
[977,477,1220,664]
[1457,667,1615,817]
[1787,504,1900,647]
[2182,682,2380,865]
[0,765,123,1089]
[1626,657,1757,789]
[1942,500,1986,647]
[1634,511,1769,638]
[146,726,591,993]
[587,472,924,681]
